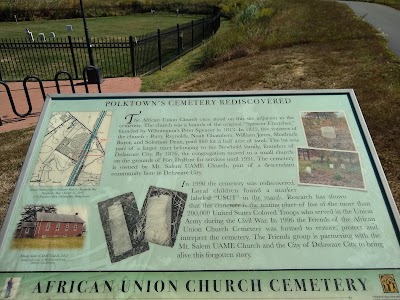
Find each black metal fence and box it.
[0,8,220,82]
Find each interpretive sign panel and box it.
[0,90,399,299]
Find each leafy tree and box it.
[304,112,336,119]
[17,205,57,229]
[298,148,310,160]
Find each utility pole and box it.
[79,0,103,84]
[79,0,94,66]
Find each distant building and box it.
[16,212,85,238]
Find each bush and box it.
[218,0,253,19]
[333,174,343,181]
[193,27,247,68]
[257,7,273,18]
[193,1,275,68]
[238,4,258,24]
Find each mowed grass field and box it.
[12,236,85,249]
[0,13,204,39]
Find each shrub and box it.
[333,174,343,181]
[193,1,275,68]
[218,0,253,19]
[193,27,247,68]
[238,4,258,24]
[257,7,273,18]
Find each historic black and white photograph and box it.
[138,186,187,247]
[98,193,149,263]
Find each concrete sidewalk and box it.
[0,77,141,133]
[339,1,400,56]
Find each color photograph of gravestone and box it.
[301,111,356,151]
[297,147,365,190]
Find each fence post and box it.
[82,66,101,93]
[177,24,181,57]
[202,17,205,41]
[217,10,221,31]
[0,60,3,81]
[191,20,194,49]
[129,36,137,77]
[68,36,79,79]
[157,29,162,70]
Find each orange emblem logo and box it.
[380,274,399,293]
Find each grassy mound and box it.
[143,0,400,208]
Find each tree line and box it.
[0,0,248,21]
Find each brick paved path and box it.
[0,77,141,133]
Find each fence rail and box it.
[0,8,220,82]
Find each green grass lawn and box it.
[0,13,204,39]
[0,12,210,81]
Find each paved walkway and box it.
[339,1,400,56]
[0,77,141,133]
